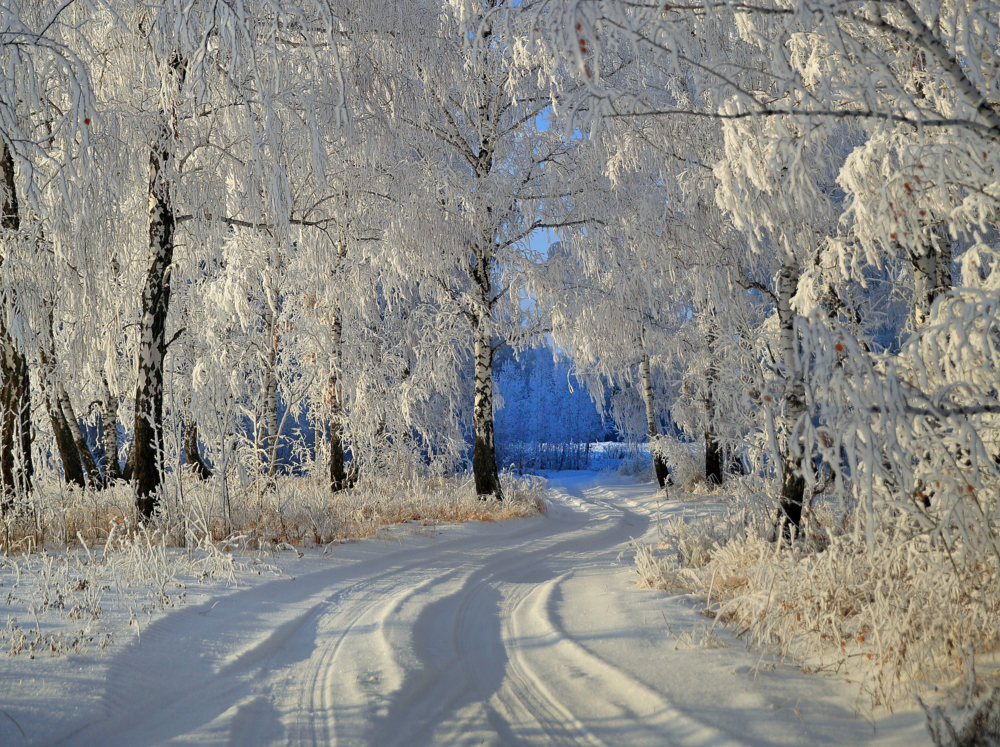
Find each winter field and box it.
[0,471,950,747]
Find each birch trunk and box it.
[58,384,103,489]
[36,298,85,487]
[0,140,33,503]
[776,259,806,528]
[328,306,347,492]
[472,318,502,499]
[42,383,84,488]
[132,151,174,515]
[328,389,346,491]
[703,320,723,485]
[262,296,279,477]
[911,230,953,329]
[912,244,938,330]
[467,224,503,500]
[0,330,33,501]
[133,54,184,519]
[101,376,122,482]
[49,397,85,488]
[640,353,670,488]
[327,239,351,492]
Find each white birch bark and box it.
[0,139,33,502]
[133,53,185,518]
[640,353,670,488]
[776,258,806,527]
[911,230,953,329]
[471,314,502,499]
[101,375,122,482]
[262,290,279,477]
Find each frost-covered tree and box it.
[0,141,34,502]
[84,0,356,515]
[510,0,922,523]
[361,0,597,498]
[545,230,679,486]
[0,0,99,502]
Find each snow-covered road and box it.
[7,474,928,746]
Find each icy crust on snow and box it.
[1,474,928,746]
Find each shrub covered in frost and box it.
[635,473,1000,710]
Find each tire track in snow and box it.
[46,477,752,747]
[501,573,747,747]
[257,480,641,747]
[50,503,567,746]
[283,568,465,746]
[296,492,624,746]
[53,577,385,746]
[356,482,667,746]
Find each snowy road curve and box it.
[23,475,927,746]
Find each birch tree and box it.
[94,0,355,515]
[364,0,595,498]
[0,142,34,501]
[0,0,98,502]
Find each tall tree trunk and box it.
[468,227,503,500]
[911,229,952,329]
[49,398,85,488]
[132,151,174,516]
[100,375,122,482]
[184,421,212,479]
[640,352,670,488]
[133,54,184,519]
[0,140,33,505]
[329,401,346,491]
[328,304,347,492]
[327,239,352,492]
[39,297,100,489]
[0,333,33,502]
[472,317,502,499]
[58,384,103,488]
[776,259,806,529]
[38,299,85,487]
[703,319,723,485]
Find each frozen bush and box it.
[616,448,654,481]
[635,473,1000,710]
[652,435,703,491]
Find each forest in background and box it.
[2,0,1000,716]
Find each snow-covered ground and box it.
[1,473,930,746]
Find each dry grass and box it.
[212,471,546,550]
[0,470,546,554]
[634,481,1000,711]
